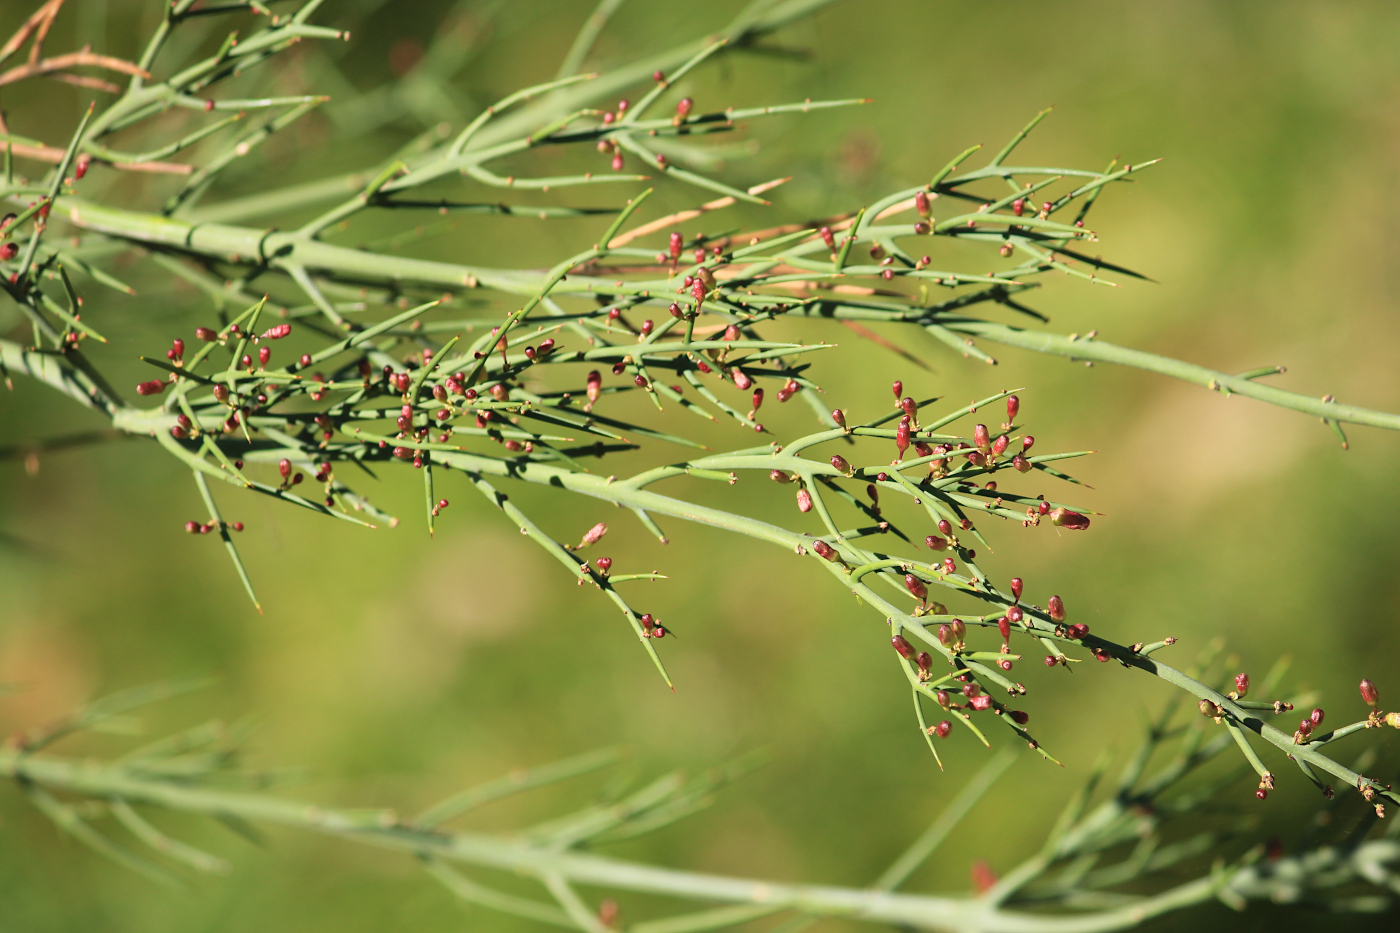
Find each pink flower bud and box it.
[1021,435,1035,453]
[973,424,990,450]
[669,231,682,260]
[796,488,812,512]
[1047,594,1066,622]
[1234,673,1249,697]
[1012,455,1031,473]
[915,190,931,218]
[732,369,752,391]
[813,539,838,561]
[1049,508,1090,530]
[991,435,1008,457]
[895,417,911,459]
[1361,679,1380,707]
[1310,708,1325,726]
[135,379,166,396]
[950,618,965,641]
[1006,606,1023,625]
[905,574,928,602]
[258,346,270,366]
[581,522,608,546]
[943,557,957,574]
[969,695,992,711]
[900,396,918,419]
[1006,395,1020,422]
[770,469,791,484]
[820,226,836,250]
[830,455,850,473]
[891,635,916,660]
[676,97,693,119]
[1012,198,1025,217]
[596,557,612,573]
[586,370,601,403]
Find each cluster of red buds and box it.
[184,519,243,534]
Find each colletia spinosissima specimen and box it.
[3,0,1400,912]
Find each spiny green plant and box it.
[3,672,1399,930]
[2,1,1399,927]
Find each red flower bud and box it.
[916,651,933,673]
[813,540,838,562]
[586,370,602,403]
[1,242,19,261]
[991,435,1008,457]
[1310,708,1325,726]
[969,695,992,711]
[1361,679,1380,707]
[596,557,612,573]
[1012,455,1031,473]
[936,690,951,707]
[393,446,413,460]
[914,189,931,218]
[1297,718,1313,738]
[950,619,965,641]
[1010,577,1023,601]
[278,458,292,478]
[732,369,752,391]
[1038,500,1050,515]
[1010,710,1029,725]
[942,557,956,574]
[675,97,693,119]
[1021,435,1035,452]
[796,488,812,512]
[820,226,836,250]
[891,380,903,400]
[1049,508,1090,530]
[1006,606,1023,625]
[1256,788,1268,800]
[937,624,952,646]
[135,379,166,396]
[1012,198,1025,217]
[900,397,918,420]
[904,573,927,602]
[891,635,916,660]
[1067,623,1089,640]
[895,417,911,459]
[832,408,846,428]
[750,387,764,413]
[1047,595,1066,622]
[925,534,946,551]
[937,519,952,536]
[997,616,1011,641]
[258,346,270,366]
[1235,673,1249,697]
[184,520,200,533]
[770,469,791,484]
[830,455,850,473]
[934,720,952,738]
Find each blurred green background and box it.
[3,1,1400,930]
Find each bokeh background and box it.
[2,1,1400,930]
